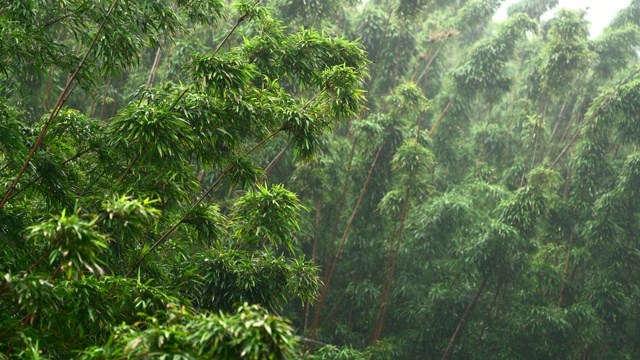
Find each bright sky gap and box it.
[495,0,632,37]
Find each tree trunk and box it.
[442,276,489,360]
[373,186,411,342]
[323,136,358,279]
[428,98,454,137]
[146,47,163,88]
[373,223,398,342]
[305,197,322,330]
[307,141,385,349]
[557,227,575,308]
[477,284,501,348]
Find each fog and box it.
[495,0,632,37]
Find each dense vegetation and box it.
[2,0,640,358]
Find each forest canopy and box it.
[2,0,640,359]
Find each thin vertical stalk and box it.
[265,141,291,175]
[0,0,122,210]
[549,101,568,144]
[442,276,489,360]
[551,67,640,169]
[530,94,549,169]
[305,197,322,331]
[557,227,575,308]
[323,136,358,279]
[476,285,501,347]
[125,128,281,278]
[117,3,262,187]
[373,186,410,342]
[428,97,454,138]
[116,152,141,186]
[414,42,444,84]
[98,79,112,119]
[308,141,385,348]
[372,223,398,342]
[146,47,163,88]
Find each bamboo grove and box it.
[2,0,640,358]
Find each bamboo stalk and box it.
[307,141,385,348]
[0,0,122,210]
[442,276,489,360]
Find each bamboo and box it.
[308,141,385,348]
[0,0,122,210]
[442,276,489,360]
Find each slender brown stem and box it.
[318,289,348,329]
[558,105,579,146]
[477,285,501,347]
[308,141,385,347]
[125,62,343,276]
[415,42,445,84]
[549,101,568,145]
[373,223,398,342]
[147,47,163,88]
[0,0,121,211]
[0,313,32,342]
[21,249,53,278]
[6,147,95,202]
[125,129,282,278]
[305,197,322,330]
[323,136,358,278]
[442,276,489,360]
[557,227,575,308]
[264,141,291,175]
[428,98,454,138]
[213,0,260,57]
[116,152,141,186]
[167,0,260,113]
[551,67,640,169]
[81,170,106,197]
[373,186,411,342]
[50,264,63,281]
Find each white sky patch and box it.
[494,0,632,37]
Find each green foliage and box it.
[232,184,304,252]
[5,0,640,358]
[188,51,257,98]
[453,13,537,102]
[28,209,109,277]
[453,0,505,36]
[538,9,593,94]
[592,24,640,79]
[507,0,558,20]
[80,304,296,359]
[0,0,367,357]
[197,250,318,312]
